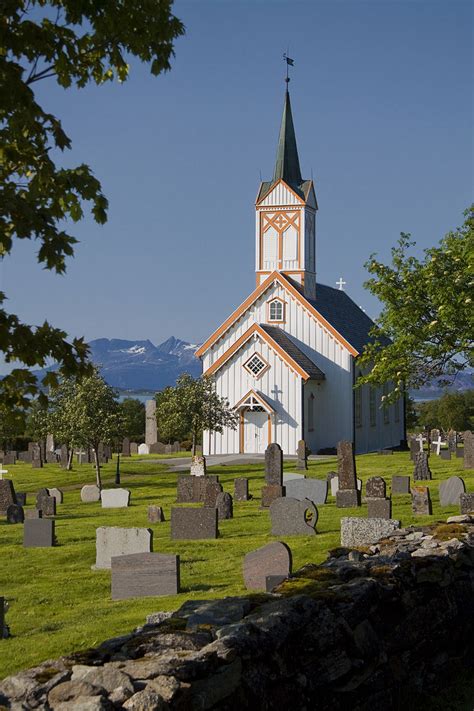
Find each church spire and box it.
[273,89,302,187]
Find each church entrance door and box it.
[244,410,268,453]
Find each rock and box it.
[71,665,134,697]
[48,680,106,707]
[145,611,174,626]
[54,696,113,711]
[146,675,181,703]
[123,689,166,710]
[447,514,473,524]
[176,598,251,630]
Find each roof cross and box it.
[336,277,346,291]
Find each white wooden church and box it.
[196,88,405,455]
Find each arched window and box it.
[268,298,285,323]
[308,393,315,432]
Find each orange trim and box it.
[204,322,311,380]
[256,178,306,206]
[196,271,359,358]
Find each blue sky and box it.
[1,0,472,369]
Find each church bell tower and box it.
[255,87,318,300]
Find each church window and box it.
[394,398,400,423]
[268,298,284,322]
[383,384,390,424]
[369,387,376,427]
[308,393,315,432]
[282,225,298,267]
[244,353,268,378]
[355,384,362,428]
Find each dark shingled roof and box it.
[260,324,325,380]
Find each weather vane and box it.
[283,52,294,85]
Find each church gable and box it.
[257,179,305,207]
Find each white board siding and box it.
[354,382,405,453]
[258,183,302,206]
[203,336,302,455]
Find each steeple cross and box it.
[336,277,346,291]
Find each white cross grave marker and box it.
[415,433,425,451]
[0,468,8,480]
[433,436,446,456]
[336,277,346,291]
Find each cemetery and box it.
[0,439,472,709]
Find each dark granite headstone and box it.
[439,476,466,506]
[3,453,16,465]
[411,486,432,515]
[36,492,56,517]
[366,477,386,499]
[269,497,317,536]
[149,442,164,455]
[46,452,57,464]
[440,450,451,460]
[336,489,361,508]
[203,480,224,508]
[367,498,391,519]
[23,519,55,547]
[459,493,474,514]
[337,440,357,489]
[413,452,432,481]
[447,430,457,453]
[148,505,165,523]
[261,484,285,508]
[6,504,24,524]
[392,475,410,494]
[463,431,474,469]
[409,438,418,462]
[265,443,283,485]
[243,541,292,590]
[60,444,68,469]
[177,475,219,504]
[296,439,309,470]
[0,479,17,515]
[31,459,43,469]
[18,451,31,463]
[171,507,218,540]
[216,492,233,520]
[111,552,179,600]
[16,492,26,506]
[234,478,250,501]
[122,438,131,457]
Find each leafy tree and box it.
[156,373,239,455]
[418,390,473,432]
[119,398,145,441]
[404,395,419,432]
[0,406,25,450]
[358,206,474,402]
[1,1,185,408]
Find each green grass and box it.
[0,451,472,679]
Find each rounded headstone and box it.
[216,492,233,520]
[243,541,292,591]
[439,476,466,507]
[269,497,318,535]
[47,487,64,504]
[81,484,101,503]
[6,504,24,524]
[366,476,386,499]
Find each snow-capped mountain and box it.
[88,337,201,390]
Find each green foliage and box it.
[118,398,145,440]
[418,390,474,432]
[0,1,184,407]
[357,205,474,402]
[156,373,239,451]
[405,395,419,431]
[0,405,25,449]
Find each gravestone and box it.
[367,498,392,519]
[46,452,57,464]
[190,455,206,477]
[171,507,218,540]
[283,473,306,483]
[326,471,338,483]
[6,504,24,524]
[459,493,474,514]
[80,485,101,503]
[261,484,285,508]
[48,488,64,504]
[46,433,55,453]
[296,439,309,470]
[409,438,418,462]
[145,399,158,447]
[154,442,166,454]
[330,476,339,497]
[265,443,283,485]
[284,478,327,505]
[165,444,172,454]
[439,476,466,506]
[130,442,138,455]
[0,480,17,514]
[101,488,131,508]
[111,553,180,600]
[216,492,233,520]
[3,453,16,465]
[36,492,55,517]
[138,443,149,455]
[177,475,220,504]
[173,441,181,453]
[430,428,440,443]
[392,475,410,494]
[16,492,26,506]
[25,509,42,519]
[94,527,153,569]
[60,444,68,469]
[148,443,161,454]
[24,519,55,547]
[31,459,43,469]
[17,451,30,463]
[234,478,250,501]
[440,450,451,461]
[447,430,457,453]
[270,497,318,536]
[411,486,432,515]
[463,431,474,469]
[340,517,400,546]
[366,477,386,499]
[413,452,432,481]
[337,440,357,488]
[122,438,131,457]
[148,506,165,523]
[456,448,464,459]
[203,480,224,507]
[336,489,360,508]
[243,541,292,591]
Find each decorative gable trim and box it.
[234,389,275,413]
[203,323,311,381]
[256,178,306,206]
[195,271,358,358]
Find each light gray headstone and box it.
[145,400,157,447]
[47,488,64,504]
[330,476,339,496]
[284,478,327,505]
[340,517,400,546]
[94,526,152,569]
[283,473,306,483]
[439,476,466,506]
[269,497,318,536]
[101,488,131,508]
[138,443,150,455]
[81,485,101,503]
[24,519,55,547]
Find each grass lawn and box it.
[0,450,472,680]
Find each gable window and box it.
[369,387,376,427]
[268,298,285,323]
[308,393,315,432]
[244,353,268,378]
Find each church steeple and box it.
[273,89,302,187]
